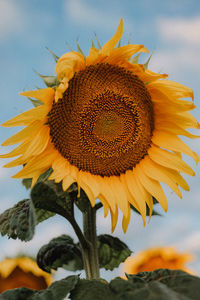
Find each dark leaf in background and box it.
[98,234,132,271]
[37,235,83,273]
[70,279,115,300]
[0,199,36,241]
[0,287,35,300]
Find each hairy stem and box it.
[83,205,100,279]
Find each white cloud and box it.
[0,0,25,40]
[158,16,200,46]
[64,0,123,30]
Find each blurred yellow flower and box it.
[0,257,52,292]
[1,19,199,232]
[124,247,193,274]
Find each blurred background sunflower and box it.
[0,257,51,292]
[123,246,194,275]
[0,0,200,281]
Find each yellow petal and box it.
[1,106,48,127]
[23,126,50,159]
[98,177,116,213]
[20,88,55,106]
[101,19,123,55]
[98,195,109,217]
[148,145,195,176]
[155,111,200,129]
[152,131,199,163]
[154,120,200,139]
[62,175,75,191]
[13,145,58,178]
[123,171,146,222]
[4,155,28,168]
[136,164,168,212]
[107,44,148,64]
[122,204,131,233]
[140,156,182,198]
[0,141,29,158]
[2,121,42,146]
[107,176,129,218]
[148,80,193,100]
[110,206,118,232]
[77,171,100,207]
[86,47,100,65]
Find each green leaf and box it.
[70,279,115,300]
[31,275,79,300]
[123,269,200,300]
[37,235,83,273]
[98,234,131,270]
[31,180,74,218]
[0,287,35,300]
[0,199,36,241]
[35,209,55,224]
[0,276,79,300]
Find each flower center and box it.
[48,63,154,176]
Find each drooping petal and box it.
[136,164,168,212]
[140,156,182,198]
[148,145,195,176]
[123,171,147,222]
[152,131,199,163]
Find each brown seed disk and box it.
[48,63,154,176]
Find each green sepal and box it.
[94,33,102,49]
[129,52,141,64]
[37,235,83,273]
[34,70,59,88]
[27,97,43,107]
[0,275,79,300]
[46,47,59,62]
[76,40,85,58]
[143,52,153,70]
[98,234,132,271]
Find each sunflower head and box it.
[123,247,194,274]
[0,257,52,292]
[1,19,199,232]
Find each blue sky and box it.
[0,0,200,280]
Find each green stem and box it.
[83,204,100,279]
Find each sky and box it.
[0,0,200,281]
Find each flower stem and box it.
[82,204,100,279]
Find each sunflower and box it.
[123,247,194,274]
[1,19,199,232]
[0,257,52,292]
